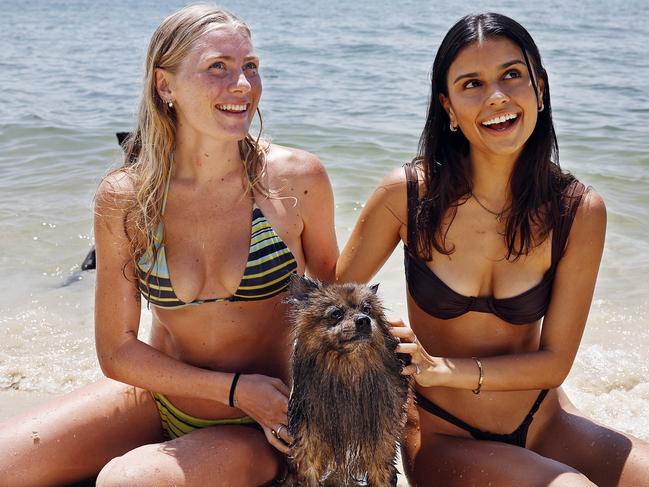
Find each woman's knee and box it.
[95,444,182,487]
[96,428,281,487]
[95,456,123,487]
[546,471,597,487]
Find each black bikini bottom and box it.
[415,389,549,448]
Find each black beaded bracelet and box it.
[229,372,241,407]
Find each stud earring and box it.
[167,100,174,108]
[449,122,458,132]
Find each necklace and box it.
[469,192,511,221]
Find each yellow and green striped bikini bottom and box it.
[151,392,258,440]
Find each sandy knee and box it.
[95,456,122,487]
[97,428,282,487]
[96,444,182,487]
[547,471,597,487]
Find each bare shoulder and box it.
[564,185,607,255]
[366,165,410,223]
[95,169,136,219]
[266,143,327,180]
[264,144,330,200]
[572,186,607,233]
[378,166,408,194]
[578,187,606,216]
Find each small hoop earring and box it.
[449,122,458,132]
[538,102,544,112]
[167,100,174,108]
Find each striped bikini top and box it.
[137,177,298,309]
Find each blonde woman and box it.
[0,5,337,486]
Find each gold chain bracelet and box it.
[471,357,483,395]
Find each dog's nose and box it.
[354,315,371,334]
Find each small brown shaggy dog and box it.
[285,276,411,487]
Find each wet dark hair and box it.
[414,12,575,260]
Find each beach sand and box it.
[0,391,60,417]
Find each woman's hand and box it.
[233,374,292,453]
[390,320,446,388]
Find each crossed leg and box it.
[402,431,595,487]
[96,424,283,487]
[0,378,162,486]
[530,388,649,487]
[0,377,285,487]
[402,387,649,487]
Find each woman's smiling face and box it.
[157,25,262,143]
[440,36,543,161]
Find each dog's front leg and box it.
[292,443,326,487]
[366,461,399,487]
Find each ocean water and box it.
[1,0,648,445]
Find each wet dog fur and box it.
[285,276,411,486]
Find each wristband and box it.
[229,372,241,407]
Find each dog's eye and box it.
[330,308,343,320]
[361,302,372,314]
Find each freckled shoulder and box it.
[266,143,326,177]
[95,169,137,216]
[94,169,138,250]
[264,143,329,197]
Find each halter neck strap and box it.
[161,167,172,215]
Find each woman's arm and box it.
[93,172,289,446]
[398,190,608,391]
[94,172,237,402]
[336,167,407,283]
[292,151,339,282]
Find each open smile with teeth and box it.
[216,104,248,113]
[481,112,519,130]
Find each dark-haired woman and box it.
[337,13,649,486]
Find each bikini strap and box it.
[526,389,549,419]
[551,180,586,266]
[403,161,419,250]
[415,391,481,436]
[506,388,549,447]
[161,167,173,215]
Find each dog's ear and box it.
[286,274,321,303]
[369,283,380,295]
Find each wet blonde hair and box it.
[119,4,268,271]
